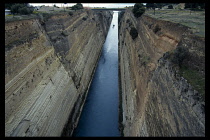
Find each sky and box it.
[29,3,136,8]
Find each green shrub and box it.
[42,13,52,21]
[134,7,145,18]
[132,3,145,18]
[171,46,189,67]
[168,5,173,9]
[179,65,205,101]
[61,31,68,36]
[68,11,73,16]
[71,3,83,10]
[130,27,138,40]
[76,3,83,9]
[153,25,161,33]
[82,17,87,20]
[10,3,32,15]
[11,4,24,14]
[185,3,205,9]
[18,7,32,15]
[141,55,150,66]
[33,11,39,14]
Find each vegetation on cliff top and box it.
[168,46,205,101]
[7,3,33,15]
[171,46,189,67]
[179,65,205,101]
[72,3,83,11]
[5,9,78,23]
[132,3,145,18]
[5,3,84,23]
[144,8,205,37]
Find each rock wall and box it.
[5,9,112,136]
[118,10,205,136]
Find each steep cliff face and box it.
[119,10,205,136]
[5,10,112,136]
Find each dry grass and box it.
[144,9,205,37]
[179,65,205,101]
[5,10,74,23]
[37,6,69,13]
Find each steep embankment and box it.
[5,9,112,136]
[119,9,205,136]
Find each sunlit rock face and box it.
[118,9,205,136]
[5,9,112,136]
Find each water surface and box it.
[73,11,120,137]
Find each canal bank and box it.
[73,11,120,137]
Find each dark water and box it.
[72,11,120,137]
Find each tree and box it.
[185,3,191,9]
[71,5,78,10]
[168,5,173,9]
[134,8,145,18]
[133,3,144,9]
[185,3,205,10]
[76,3,83,9]
[132,3,145,18]
[146,3,154,9]
[10,4,24,15]
[146,3,157,15]
[5,3,14,9]
[5,3,28,9]
[10,3,32,15]
[72,3,83,10]
[199,3,205,9]
[18,6,33,15]
[64,3,67,11]
[147,3,163,9]
[156,3,163,9]
[53,4,56,11]
[184,3,202,14]
[153,3,158,15]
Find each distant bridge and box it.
[91,8,126,11]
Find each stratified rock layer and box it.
[118,9,205,136]
[5,10,112,136]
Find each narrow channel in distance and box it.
[73,11,120,137]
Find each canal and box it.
[73,11,120,137]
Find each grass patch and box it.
[179,65,205,101]
[144,9,205,37]
[142,55,150,66]
[138,54,150,66]
[33,11,41,14]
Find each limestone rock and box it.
[119,9,205,136]
[5,10,113,136]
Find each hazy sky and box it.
[29,3,136,8]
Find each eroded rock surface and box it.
[118,9,205,136]
[5,10,112,136]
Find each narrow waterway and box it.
[73,11,120,137]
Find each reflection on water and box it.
[72,11,120,137]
